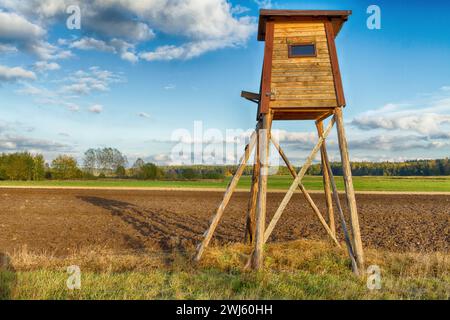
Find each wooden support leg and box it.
[335,107,364,270]
[316,121,335,237]
[320,133,359,275]
[251,112,272,270]
[270,137,341,248]
[194,130,257,262]
[244,126,260,244]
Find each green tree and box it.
[51,155,82,179]
[32,154,45,180]
[115,165,126,178]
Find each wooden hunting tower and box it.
[195,10,364,274]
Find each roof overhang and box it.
[258,9,352,41]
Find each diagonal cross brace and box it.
[194,128,258,262]
[270,137,341,248]
[321,144,359,275]
[263,116,336,243]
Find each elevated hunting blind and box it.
[195,10,364,274]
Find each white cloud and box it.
[61,66,124,95]
[0,10,71,60]
[351,90,450,137]
[0,10,45,40]
[69,37,116,52]
[89,104,103,114]
[0,119,72,153]
[351,113,450,135]
[1,0,257,62]
[0,64,36,82]
[34,61,60,72]
[64,37,139,63]
[120,51,138,63]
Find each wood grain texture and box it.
[316,121,335,237]
[259,22,274,114]
[257,10,351,41]
[269,21,338,115]
[245,121,262,243]
[251,112,273,270]
[325,21,346,107]
[335,107,364,270]
[320,120,359,275]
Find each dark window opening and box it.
[288,44,316,58]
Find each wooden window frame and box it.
[288,43,317,58]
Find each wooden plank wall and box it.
[270,22,338,109]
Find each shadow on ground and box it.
[77,196,205,253]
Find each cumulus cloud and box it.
[351,112,450,135]
[0,64,36,82]
[64,36,139,63]
[1,0,256,62]
[0,10,71,60]
[0,119,72,153]
[69,37,116,53]
[0,135,71,152]
[351,89,450,139]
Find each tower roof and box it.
[257,9,352,41]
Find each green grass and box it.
[1,241,448,299]
[1,175,450,192]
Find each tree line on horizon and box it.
[0,150,449,181]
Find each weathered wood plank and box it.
[272,89,336,95]
[325,21,346,107]
[316,121,335,237]
[251,112,273,270]
[271,80,335,87]
[272,76,334,83]
[335,107,364,270]
[260,21,274,114]
[320,125,359,275]
[271,100,338,107]
[244,121,262,243]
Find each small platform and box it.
[271,107,335,121]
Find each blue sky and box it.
[0,0,449,166]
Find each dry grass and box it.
[1,240,449,300]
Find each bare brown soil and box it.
[0,188,448,255]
